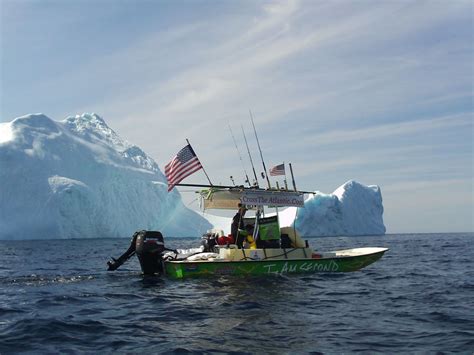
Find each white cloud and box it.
[295,113,472,148]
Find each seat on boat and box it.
[280,227,306,248]
[255,215,280,248]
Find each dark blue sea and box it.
[1,233,473,354]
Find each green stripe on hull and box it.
[164,251,386,279]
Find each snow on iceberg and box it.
[279,180,386,236]
[0,113,211,240]
[0,122,14,144]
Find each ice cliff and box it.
[0,113,212,240]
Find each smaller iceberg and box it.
[278,180,386,236]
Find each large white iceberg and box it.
[0,113,212,240]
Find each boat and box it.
[108,126,387,278]
[107,186,388,278]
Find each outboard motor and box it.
[135,230,166,275]
[107,231,140,271]
[107,230,172,275]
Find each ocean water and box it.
[0,233,473,354]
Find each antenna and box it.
[241,124,259,187]
[228,124,251,187]
[289,162,297,191]
[249,110,271,189]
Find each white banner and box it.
[241,190,305,208]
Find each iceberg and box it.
[0,112,385,240]
[0,113,211,240]
[279,180,386,236]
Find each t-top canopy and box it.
[200,188,305,210]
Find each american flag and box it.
[165,144,202,191]
[269,163,285,176]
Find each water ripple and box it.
[0,234,473,353]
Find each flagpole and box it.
[186,139,213,186]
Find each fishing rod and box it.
[249,110,271,189]
[176,183,248,189]
[241,124,259,188]
[228,123,251,187]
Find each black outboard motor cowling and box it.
[107,230,175,275]
[135,231,166,275]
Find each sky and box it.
[1,0,473,233]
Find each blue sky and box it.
[1,0,473,233]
